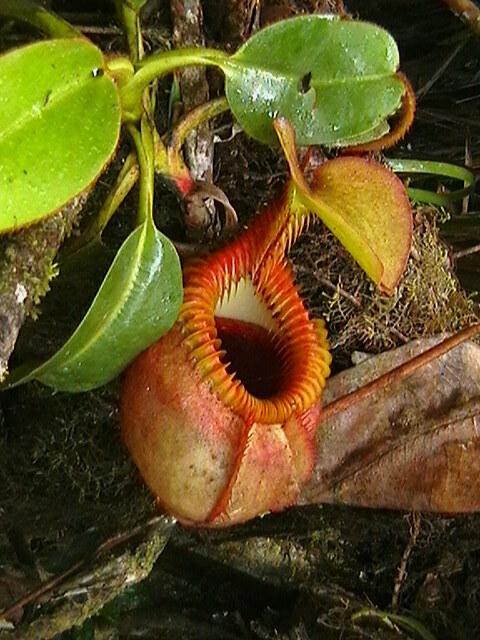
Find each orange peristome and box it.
[120,187,332,527]
[120,120,415,525]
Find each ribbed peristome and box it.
[178,185,332,424]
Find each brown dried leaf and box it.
[300,337,480,512]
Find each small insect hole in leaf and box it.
[298,71,312,94]
[91,67,104,78]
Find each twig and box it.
[441,0,480,36]
[317,274,363,309]
[170,0,213,183]
[305,254,362,307]
[392,513,421,611]
[321,324,480,422]
[416,39,466,100]
[451,242,480,260]
[0,560,85,625]
[309,264,409,343]
[0,516,173,625]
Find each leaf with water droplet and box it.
[5,218,182,391]
[221,15,407,146]
[0,38,121,232]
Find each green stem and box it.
[387,158,475,206]
[70,98,226,240]
[114,0,144,63]
[0,0,81,38]
[170,97,229,155]
[74,154,140,250]
[128,116,155,225]
[122,48,228,121]
[167,97,229,188]
[153,129,169,175]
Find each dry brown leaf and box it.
[300,337,480,512]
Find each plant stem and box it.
[122,48,228,120]
[168,97,229,186]
[0,0,81,38]
[128,116,155,226]
[351,610,436,640]
[72,97,227,244]
[170,0,214,185]
[114,0,144,63]
[77,154,140,249]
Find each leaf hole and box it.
[298,71,312,94]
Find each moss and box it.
[0,197,84,309]
[292,205,478,368]
[0,195,87,379]
[0,520,173,640]
[0,382,154,541]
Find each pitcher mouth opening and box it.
[120,189,332,527]
[214,316,282,399]
[179,240,331,424]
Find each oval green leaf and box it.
[223,15,405,146]
[0,38,121,232]
[6,219,182,391]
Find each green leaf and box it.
[0,38,121,232]
[7,219,182,391]
[352,609,437,640]
[222,15,406,146]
